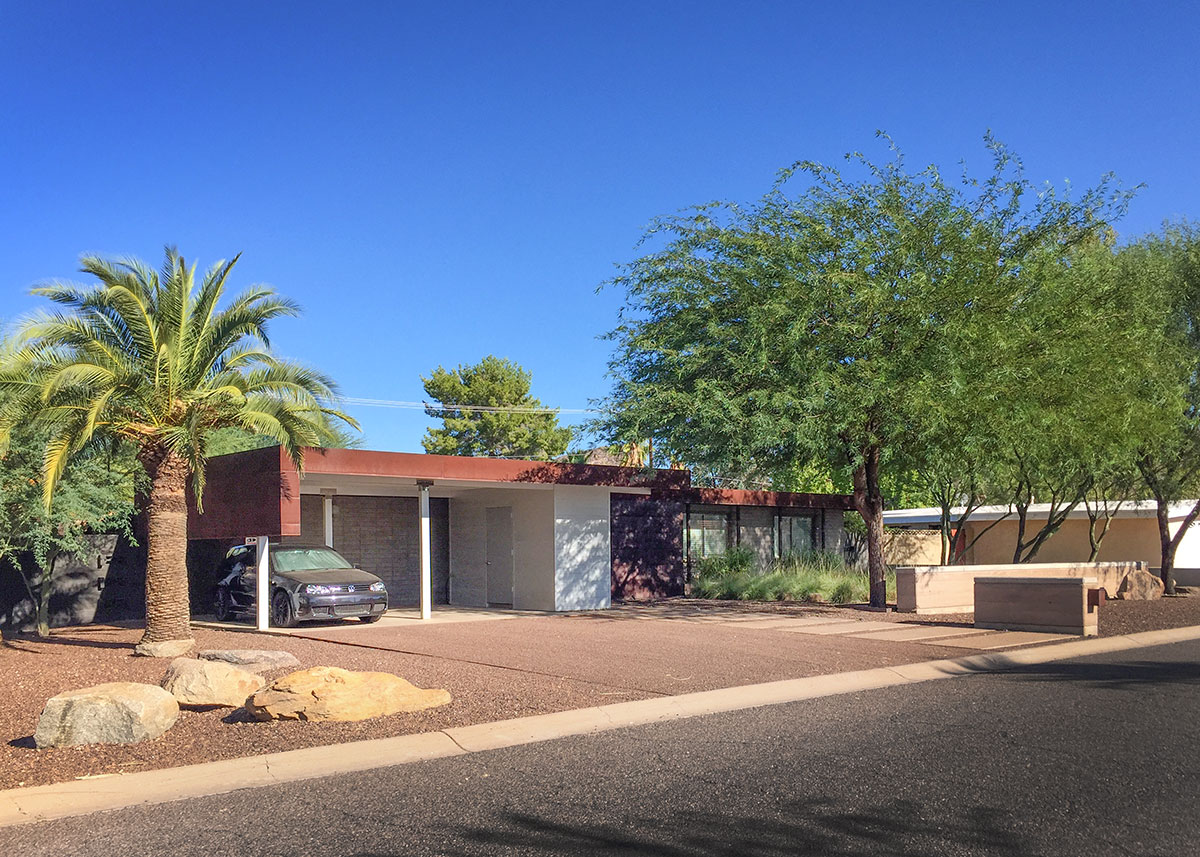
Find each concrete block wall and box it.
[280,494,325,546]
[329,495,450,606]
[737,507,776,568]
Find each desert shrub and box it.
[693,548,895,604]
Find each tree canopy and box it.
[422,355,571,459]
[600,135,1132,604]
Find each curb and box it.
[4,623,1200,828]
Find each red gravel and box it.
[2,595,1196,790]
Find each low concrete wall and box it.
[895,561,1144,614]
[974,576,1099,636]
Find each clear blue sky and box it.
[2,2,1196,452]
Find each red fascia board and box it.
[291,447,691,490]
[187,446,293,540]
[663,487,856,511]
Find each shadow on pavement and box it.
[1003,657,1200,690]
[431,798,1033,856]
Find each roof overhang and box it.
[188,446,689,540]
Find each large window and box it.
[686,511,732,566]
[777,513,817,558]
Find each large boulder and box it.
[161,657,266,707]
[199,649,302,674]
[35,682,179,748]
[133,638,195,658]
[246,666,451,722]
[1117,569,1165,600]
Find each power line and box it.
[343,396,599,415]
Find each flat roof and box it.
[189,446,854,540]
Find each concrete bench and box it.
[974,576,1101,636]
[894,562,1142,614]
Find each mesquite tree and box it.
[601,135,1130,606]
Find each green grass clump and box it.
[692,548,895,604]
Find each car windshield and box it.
[272,547,354,572]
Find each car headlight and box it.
[305,584,334,595]
[370,581,386,592]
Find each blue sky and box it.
[1,2,1197,452]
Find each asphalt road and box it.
[6,640,1200,856]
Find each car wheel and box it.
[214,587,233,622]
[271,589,298,628]
[359,613,383,623]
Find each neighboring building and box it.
[883,501,1200,568]
[188,447,853,613]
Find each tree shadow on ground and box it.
[1001,657,1200,691]
[0,634,133,651]
[346,798,1056,857]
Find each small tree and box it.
[422,355,571,459]
[0,426,134,636]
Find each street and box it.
[6,640,1199,856]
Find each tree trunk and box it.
[1156,500,1176,595]
[35,550,56,638]
[853,445,887,608]
[138,445,192,643]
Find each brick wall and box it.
[331,495,449,605]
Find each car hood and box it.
[274,568,384,586]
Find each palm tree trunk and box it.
[138,445,192,643]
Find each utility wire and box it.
[343,396,599,415]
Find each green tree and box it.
[1125,224,1200,591]
[0,424,135,636]
[0,248,356,645]
[600,135,1130,606]
[422,355,571,459]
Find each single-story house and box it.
[188,446,853,620]
[882,501,1200,568]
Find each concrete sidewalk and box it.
[4,624,1198,829]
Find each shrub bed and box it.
[692,547,895,604]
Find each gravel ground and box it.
[3,594,1197,790]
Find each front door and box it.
[486,506,514,606]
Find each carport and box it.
[188,446,687,629]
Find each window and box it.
[686,511,732,566]
[777,513,816,558]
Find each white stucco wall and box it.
[448,488,555,610]
[553,486,612,611]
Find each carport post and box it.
[255,535,270,631]
[321,489,336,547]
[417,480,433,620]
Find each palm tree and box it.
[0,248,357,644]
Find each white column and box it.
[255,535,271,631]
[418,481,433,620]
[322,493,335,547]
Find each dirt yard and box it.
[3,595,1196,790]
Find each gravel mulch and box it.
[2,593,1196,791]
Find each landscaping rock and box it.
[34,682,179,748]
[246,666,451,722]
[133,638,195,658]
[1117,569,1165,601]
[161,657,265,707]
[198,649,302,673]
